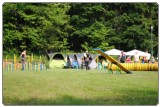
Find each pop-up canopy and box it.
[126,49,151,56]
[104,48,122,55]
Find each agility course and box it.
[2,52,159,105]
[3,52,158,72]
[3,54,46,71]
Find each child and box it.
[126,57,131,63]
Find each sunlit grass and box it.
[3,69,158,105]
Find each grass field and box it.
[3,69,158,105]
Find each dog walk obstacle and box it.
[94,49,132,74]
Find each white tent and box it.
[126,49,151,56]
[104,48,122,55]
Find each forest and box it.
[3,3,158,56]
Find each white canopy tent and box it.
[126,49,151,56]
[104,48,122,56]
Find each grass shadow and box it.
[3,89,158,105]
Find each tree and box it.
[3,3,72,54]
[3,3,158,55]
[68,3,114,52]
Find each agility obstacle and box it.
[94,49,132,74]
[3,54,46,71]
[95,49,158,72]
[108,63,158,71]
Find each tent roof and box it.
[90,54,98,59]
[126,49,151,56]
[68,54,80,59]
[49,53,66,60]
[104,48,122,55]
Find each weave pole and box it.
[12,62,14,71]
[31,54,33,62]
[39,56,41,71]
[6,56,7,71]
[7,63,9,71]
[40,63,42,71]
[14,54,16,71]
[34,62,36,71]
[8,63,10,71]
[31,54,33,71]
[36,62,38,71]
[32,62,34,71]
[28,62,29,71]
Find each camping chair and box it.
[72,61,79,69]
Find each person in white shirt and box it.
[151,56,155,63]
[83,50,88,58]
[134,52,139,63]
[83,50,89,69]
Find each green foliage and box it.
[3,3,158,56]
[3,3,72,53]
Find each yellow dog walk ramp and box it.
[94,49,132,74]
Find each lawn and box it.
[2,69,158,105]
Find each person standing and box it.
[85,54,91,70]
[151,56,155,63]
[81,56,85,69]
[83,50,88,58]
[120,51,126,63]
[20,50,27,70]
[83,50,88,67]
[134,52,139,63]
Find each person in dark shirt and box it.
[120,51,126,63]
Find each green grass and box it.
[3,69,158,105]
